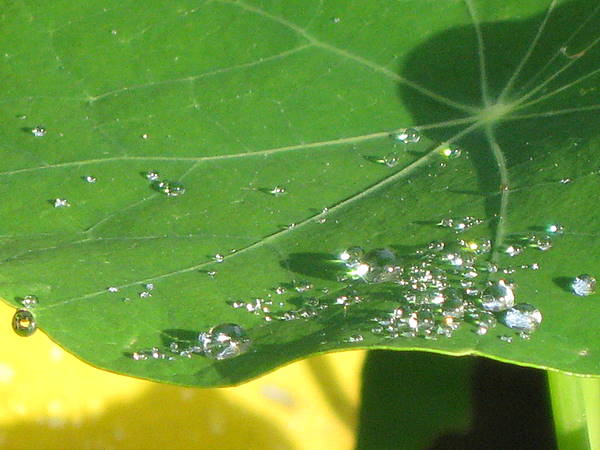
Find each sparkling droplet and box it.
[344,334,364,343]
[499,335,513,343]
[207,271,217,278]
[145,171,160,181]
[439,144,462,159]
[141,133,149,140]
[83,175,97,183]
[31,126,46,137]
[53,198,70,208]
[503,304,542,332]
[391,128,420,144]
[529,235,552,251]
[571,274,596,296]
[107,286,119,293]
[268,186,287,196]
[339,247,364,264]
[504,244,523,257]
[199,323,251,360]
[375,152,400,168]
[438,217,483,232]
[214,254,225,263]
[139,291,152,298]
[144,283,154,290]
[547,224,564,234]
[275,286,286,295]
[20,295,38,308]
[153,180,185,197]
[481,279,515,312]
[12,309,37,337]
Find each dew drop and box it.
[152,180,185,197]
[145,171,160,181]
[275,286,286,295]
[529,235,552,251]
[268,186,287,196]
[107,286,119,293]
[20,295,38,309]
[139,291,152,298]
[141,133,149,140]
[438,217,482,232]
[503,304,542,333]
[375,152,401,168]
[53,198,70,208]
[12,309,37,337]
[83,175,97,183]
[571,274,596,296]
[214,253,225,263]
[499,335,513,343]
[144,283,154,291]
[339,246,364,264]
[198,323,251,360]
[391,128,420,144]
[547,224,564,234]
[504,244,523,257]
[31,126,46,137]
[481,279,515,312]
[439,144,462,159]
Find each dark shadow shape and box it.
[281,252,346,281]
[553,276,574,293]
[429,358,556,450]
[399,0,600,247]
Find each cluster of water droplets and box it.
[132,323,251,361]
[145,170,186,197]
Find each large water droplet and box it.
[391,128,420,144]
[152,180,185,197]
[480,279,515,312]
[571,274,596,296]
[12,309,37,337]
[503,303,542,332]
[199,323,251,360]
[31,126,46,137]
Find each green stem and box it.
[548,371,600,450]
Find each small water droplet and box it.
[111,29,118,35]
[375,152,401,168]
[199,323,251,360]
[107,286,119,293]
[439,144,462,159]
[139,291,152,298]
[83,175,97,183]
[207,271,217,278]
[339,246,364,264]
[503,303,542,332]
[499,335,513,343]
[559,178,572,184]
[504,244,523,257]
[214,253,225,263]
[344,334,364,343]
[438,217,483,232]
[141,133,149,140]
[391,128,420,144]
[31,126,46,137]
[332,17,341,23]
[152,180,185,197]
[20,295,38,308]
[145,171,160,181]
[547,224,564,234]
[53,198,70,208]
[529,235,552,251]
[12,309,37,337]
[268,186,287,196]
[571,274,596,296]
[275,286,286,295]
[293,280,314,293]
[132,352,148,361]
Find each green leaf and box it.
[2,0,600,386]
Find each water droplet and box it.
[503,304,542,332]
[214,253,225,263]
[83,175,97,183]
[139,291,152,298]
[268,186,287,196]
[529,235,552,251]
[132,352,148,361]
[198,323,251,360]
[275,286,286,295]
[348,262,371,279]
[374,152,401,168]
[571,274,596,296]
[107,286,119,293]
[53,198,70,208]
[141,133,149,140]
[145,171,160,181]
[344,334,364,343]
[438,217,483,232]
[504,244,523,257]
[152,180,185,197]
[339,247,364,264]
[207,271,217,278]
[332,17,341,23]
[499,335,513,343]
[391,128,420,144]
[31,126,46,137]
[144,283,154,291]
[559,178,572,184]
[12,309,37,337]
[293,280,314,293]
[547,224,564,234]
[439,144,462,159]
[481,279,515,312]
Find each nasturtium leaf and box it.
[1,0,600,386]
